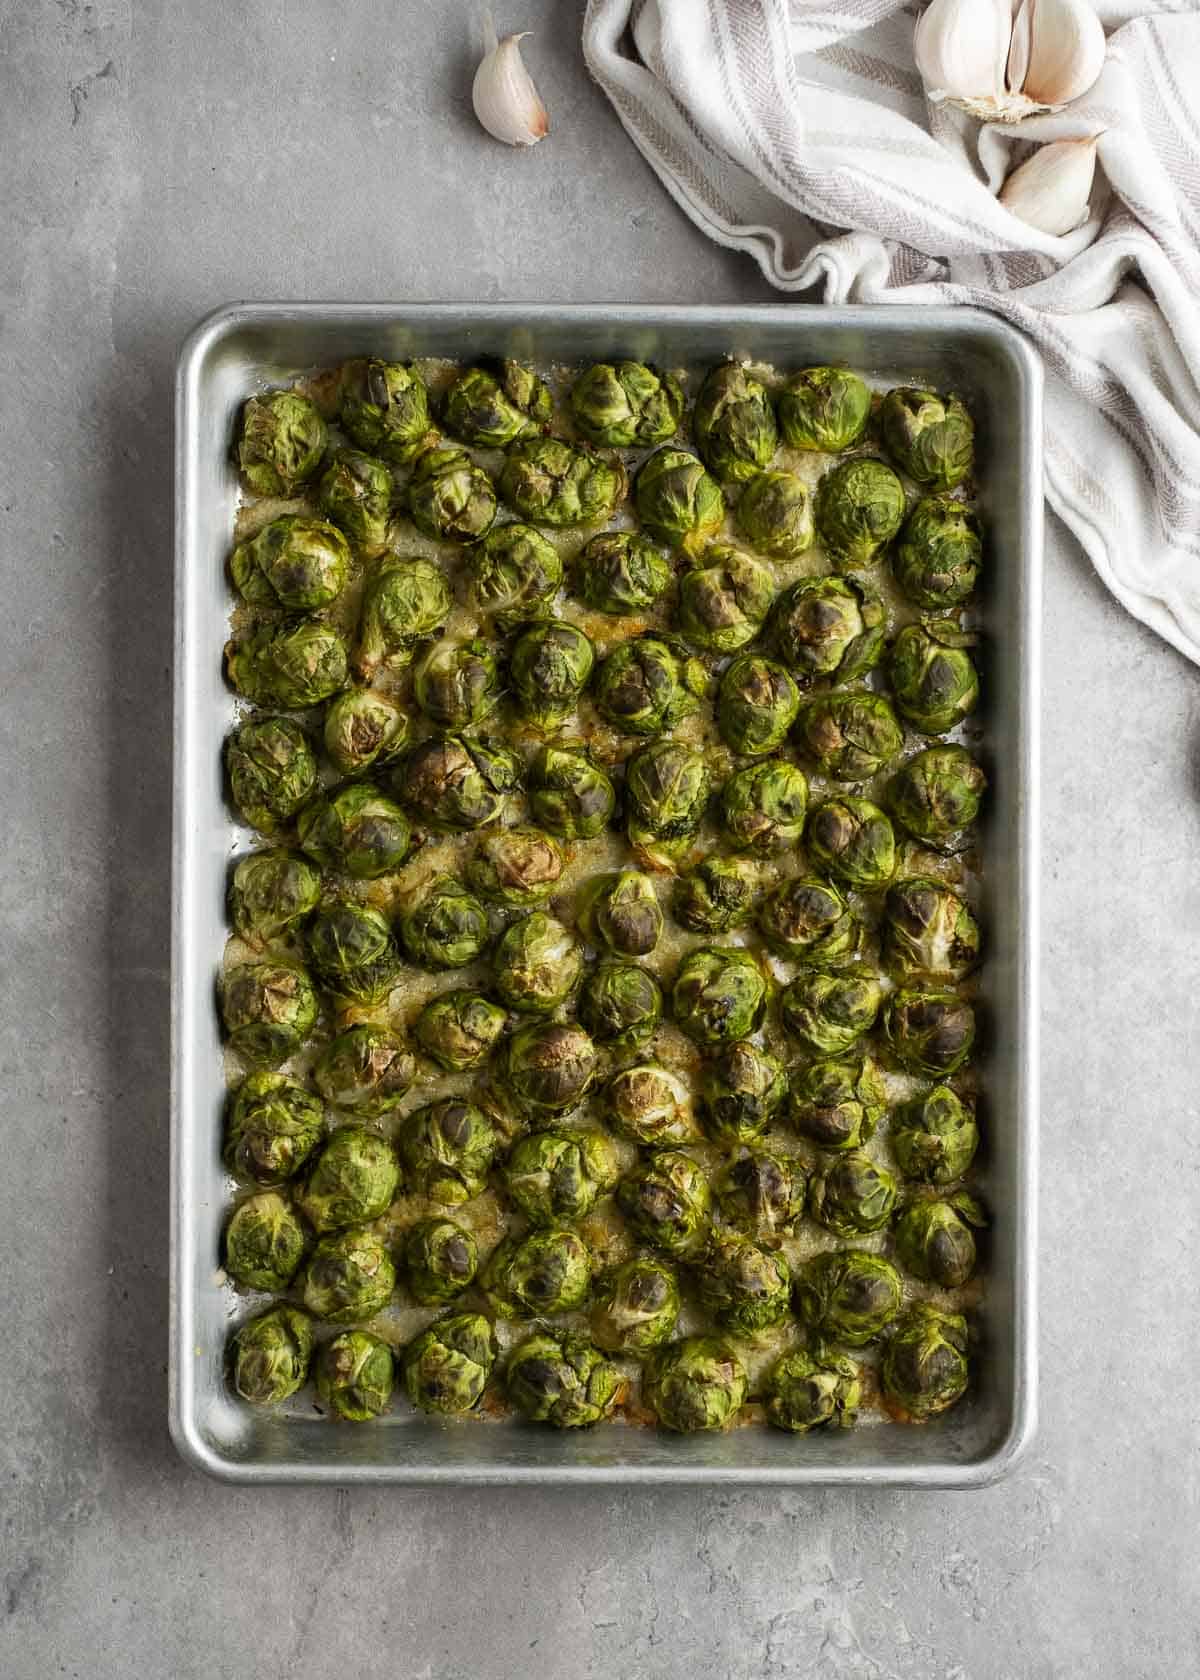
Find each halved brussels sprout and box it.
[400,735,520,832]
[603,1063,697,1150]
[338,358,435,463]
[466,826,564,907]
[695,1230,791,1334]
[569,360,683,448]
[230,515,350,612]
[220,961,318,1067]
[672,946,768,1047]
[789,1053,887,1152]
[883,876,981,981]
[503,1020,598,1118]
[693,363,778,483]
[880,388,974,491]
[500,437,625,527]
[226,621,350,710]
[645,1336,747,1432]
[236,390,327,497]
[590,1258,681,1354]
[809,1150,899,1236]
[407,445,497,544]
[506,1332,624,1428]
[893,495,981,608]
[470,522,563,628]
[412,636,501,729]
[295,1125,400,1233]
[302,1225,396,1323]
[316,1329,394,1422]
[880,1304,969,1420]
[757,876,863,967]
[398,1098,498,1205]
[573,531,671,616]
[224,1191,309,1292]
[231,1305,315,1405]
[226,718,318,835]
[634,448,725,553]
[883,988,975,1077]
[735,470,814,560]
[806,796,897,889]
[527,744,615,840]
[890,1085,979,1184]
[763,1349,861,1434]
[354,556,451,682]
[313,1023,415,1116]
[675,544,775,653]
[306,902,401,1004]
[717,654,800,756]
[224,1071,324,1185]
[814,457,906,570]
[403,1219,479,1306]
[623,742,710,839]
[895,1191,985,1287]
[502,1129,620,1225]
[794,691,903,783]
[491,912,583,1014]
[578,870,663,957]
[699,1042,787,1148]
[578,960,663,1053]
[671,855,757,935]
[776,366,870,453]
[443,360,551,448]
[318,448,394,552]
[593,638,696,737]
[480,1227,593,1318]
[714,1148,807,1239]
[768,576,885,686]
[297,783,412,879]
[888,744,987,844]
[413,991,507,1073]
[398,877,490,971]
[403,1312,497,1414]
[793,1249,902,1346]
[323,688,411,778]
[780,970,882,1060]
[230,848,322,944]
[509,619,595,729]
[616,1151,711,1257]
[889,621,980,735]
[721,759,808,852]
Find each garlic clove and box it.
[1022,0,1106,107]
[1005,0,1032,96]
[999,135,1101,235]
[472,17,549,148]
[915,0,1014,106]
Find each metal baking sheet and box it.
[171,302,1041,1485]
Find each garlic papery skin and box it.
[999,135,1101,235]
[915,0,1106,124]
[472,13,549,147]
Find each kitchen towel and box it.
[582,0,1200,666]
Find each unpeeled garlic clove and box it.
[915,0,1014,110]
[1021,0,1106,107]
[915,0,1106,122]
[999,135,1101,235]
[472,11,549,148]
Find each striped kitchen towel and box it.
[583,0,1200,666]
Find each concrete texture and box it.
[1,1,1197,1674]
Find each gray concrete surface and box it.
[2,1,1198,1674]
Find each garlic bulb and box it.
[999,135,1101,234]
[915,0,1106,122]
[472,11,549,147]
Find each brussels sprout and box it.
[230,848,322,944]
[399,1098,498,1205]
[880,387,974,491]
[398,877,490,971]
[443,360,551,448]
[794,1249,902,1347]
[413,991,507,1073]
[509,620,595,728]
[693,363,778,484]
[603,1064,696,1150]
[402,1312,497,1414]
[578,870,663,958]
[716,655,800,756]
[814,457,906,570]
[809,1150,899,1236]
[721,760,808,853]
[236,390,327,497]
[694,1230,791,1334]
[224,1191,310,1292]
[615,1151,711,1256]
[403,1218,479,1305]
[780,971,882,1060]
[313,1023,415,1117]
[413,637,501,729]
[466,827,565,908]
[676,544,776,653]
[699,1042,787,1148]
[889,621,980,735]
[888,745,987,844]
[302,1226,396,1323]
[316,1329,394,1422]
[768,576,885,686]
[573,530,672,616]
[224,1071,324,1185]
[891,1085,979,1184]
[672,946,768,1048]
[880,1304,969,1420]
[569,360,683,448]
[794,691,903,783]
[893,495,981,608]
[318,448,394,552]
[590,1258,681,1354]
[645,1337,747,1432]
[763,1349,861,1434]
[295,1125,400,1233]
[226,621,350,710]
[306,902,401,1005]
[593,639,696,738]
[354,556,452,683]
[500,437,625,528]
[338,357,435,463]
[506,1332,623,1428]
[714,1149,807,1239]
[884,988,975,1077]
[672,855,757,935]
[230,515,350,612]
[528,744,615,841]
[896,1191,985,1288]
[883,876,980,981]
[503,1021,599,1118]
[578,961,663,1054]
[480,1226,593,1318]
[634,448,725,553]
[776,366,871,453]
[735,470,814,560]
[297,783,412,879]
[226,718,317,835]
[789,1053,887,1152]
[757,876,863,967]
[231,1305,315,1405]
[471,522,563,628]
[221,961,319,1067]
[806,796,897,890]
[491,912,583,1013]
[400,735,520,832]
[323,688,411,778]
[407,445,497,544]
[502,1129,620,1225]
[623,742,710,839]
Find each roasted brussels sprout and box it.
[814,457,906,570]
[776,366,871,453]
[757,876,863,967]
[890,1085,979,1184]
[721,759,808,852]
[569,360,683,448]
[224,1071,324,1185]
[402,1312,497,1415]
[645,1337,747,1432]
[403,1218,479,1305]
[502,1129,620,1225]
[794,691,903,783]
[603,1064,697,1150]
[226,621,350,710]
[413,991,507,1073]
[296,1126,400,1233]
[593,638,697,737]
[893,495,981,608]
[888,745,987,844]
[407,445,497,544]
[491,912,583,1013]
[714,1149,807,1239]
[693,363,778,484]
[895,1192,984,1288]
[412,636,501,729]
[528,744,615,841]
[889,621,980,734]
[302,1226,396,1323]
[809,1150,899,1236]
[880,387,974,491]
[297,783,412,879]
[470,522,563,628]
[573,530,672,615]
[443,359,551,448]
[313,1023,415,1116]
[616,1151,711,1256]
[763,1349,861,1434]
[466,827,564,908]
[503,1021,599,1118]
[398,877,490,971]
[354,556,452,681]
[793,1249,902,1346]
[806,796,897,889]
[883,988,976,1077]
[880,1304,969,1420]
[623,742,710,839]
[316,1329,394,1422]
[590,1258,681,1354]
[695,1231,791,1334]
[338,357,435,463]
[716,654,800,756]
[634,448,725,553]
[578,870,663,957]
[229,848,322,944]
[306,902,401,1004]
[481,1226,593,1318]
[323,688,411,778]
[220,961,318,1067]
[318,448,394,552]
[735,470,814,560]
[676,544,776,653]
[509,620,595,728]
[506,1332,624,1428]
[780,970,882,1060]
[789,1053,887,1152]
[699,1042,787,1148]
[500,437,625,527]
[400,734,520,832]
[230,515,350,612]
[883,876,981,981]
[224,1191,309,1292]
[672,855,757,935]
[578,960,663,1053]
[226,718,318,835]
[398,1098,498,1205]
[231,1305,315,1405]
[672,946,768,1048]
[768,576,885,686]
[236,389,327,497]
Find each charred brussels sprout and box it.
[672,855,757,935]
[403,1312,497,1415]
[224,1191,309,1292]
[768,576,885,686]
[297,783,412,879]
[413,636,500,729]
[230,515,350,612]
[504,1021,598,1118]
[400,735,520,832]
[578,870,663,957]
[413,991,507,1073]
[491,912,583,1013]
[809,1150,899,1236]
[776,366,871,453]
[318,448,394,552]
[893,495,981,608]
[578,961,663,1053]
[794,691,903,783]
[221,961,318,1067]
[763,1349,861,1434]
[224,1072,324,1185]
[481,1227,593,1318]
[883,876,981,981]
[296,1126,400,1234]
[880,1304,969,1420]
[398,877,490,971]
[672,946,768,1048]
[693,363,778,483]
[590,1258,681,1354]
[354,557,451,681]
[398,1098,498,1205]
[443,359,551,448]
[226,718,317,834]
[699,1042,787,1148]
[623,742,710,840]
[889,621,980,735]
[604,1064,697,1150]
[231,1305,315,1405]
[316,1330,394,1422]
[735,470,814,560]
[466,826,564,908]
[780,970,882,1060]
[573,530,672,616]
[896,1192,984,1288]
[594,638,696,737]
[226,620,350,710]
[634,448,725,554]
[302,1226,396,1323]
[814,457,906,570]
[757,876,863,967]
[236,390,327,497]
[715,1149,807,1239]
[306,903,401,1004]
[676,545,775,653]
[617,1151,711,1257]
[880,387,974,491]
[470,522,562,628]
[407,445,497,544]
[569,360,683,448]
[794,1249,902,1346]
[230,848,322,944]
[645,1337,747,1432]
[528,744,615,841]
[403,1219,479,1305]
[323,688,411,777]
[889,745,987,844]
[313,1023,415,1117]
[338,357,435,463]
[509,620,595,729]
[721,760,808,853]
[884,988,975,1077]
[695,1231,791,1334]
[502,1129,620,1225]
[717,654,800,756]
[891,1085,979,1184]
[806,796,897,889]
[789,1054,887,1152]
[500,437,624,528]
[507,1332,623,1428]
